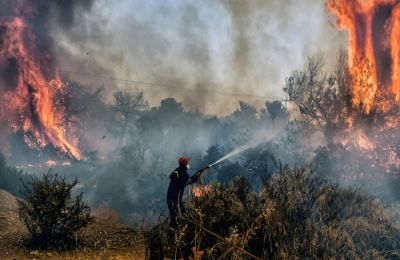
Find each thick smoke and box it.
[0,0,347,158]
[51,0,346,115]
[0,0,95,61]
[0,0,348,159]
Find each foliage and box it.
[260,100,289,122]
[146,166,400,259]
[18,172,92,248]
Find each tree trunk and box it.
[119,116,128,146]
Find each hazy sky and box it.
[54,0,347,116]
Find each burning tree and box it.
[284,52,352,144]
[283,0,400,189]
[327,0,400,108]
[0,1,81,160]
[326,0,400,168]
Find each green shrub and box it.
[18,172,92,248]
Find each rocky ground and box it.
[0,189,146,259]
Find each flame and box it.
[192,185,212,198]
[334,129,375,151]
[327,0,400,113]
[355,131,375,151]
[0,15,81,159]
[326,0,400,174]
[16,160,72,170]
[388,4,400,101]
[46,160,57,167]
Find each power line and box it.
[61,70,284,101]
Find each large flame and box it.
[0,15,81,160]
[327,0,400,113]
[327,0,400,173]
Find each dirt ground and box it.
[0,190,146,259]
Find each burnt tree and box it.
[284,51,352,144]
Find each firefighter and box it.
[167,157,198,227]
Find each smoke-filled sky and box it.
[52,0,346,116]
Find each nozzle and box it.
[199,165,210,172]
[196,165,211,175]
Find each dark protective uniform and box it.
[167,165,198,227]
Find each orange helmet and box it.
[179,157,190,166]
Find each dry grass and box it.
[146,166,400,259]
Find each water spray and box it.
[191,122,286,182]
[211,123,285,167]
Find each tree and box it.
[112,90,148,144]
[203,144,223,166]
[259,100,289,127]
[229,102,259,145]
[159,98,183,114]
[284,52,351,143]
[262,100,289,121]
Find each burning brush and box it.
[188,166,212,198]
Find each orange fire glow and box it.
[327,0,400,172]
[356,131,375,151]
[0,16,81,159]
[327,0,400,113]
[192,185,212,198]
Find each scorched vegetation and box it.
[147,166,400,259]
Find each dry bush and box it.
[146,166,400,259]
[18,173,92,248]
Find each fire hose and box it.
[187,165,211,185]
